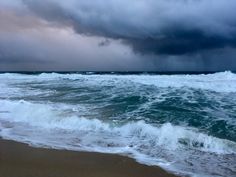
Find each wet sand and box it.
[0,139,178,177]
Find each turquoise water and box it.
[0,72,235,176]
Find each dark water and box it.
[0,72,236,177]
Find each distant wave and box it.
[0,71,236,93]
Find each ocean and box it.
[0,72,235,177]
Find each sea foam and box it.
[1,71,236,93]
[0,100,235,155]
[0,72,236,176]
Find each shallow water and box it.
[0,72,235,177]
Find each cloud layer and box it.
[23,0,236,55]
[0,0,236,71]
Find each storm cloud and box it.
[22,0,236,55]
[0,0,236,71]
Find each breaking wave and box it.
[0,72,236,176]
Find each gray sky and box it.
[0,0,236,71]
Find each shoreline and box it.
[0,139,179,177]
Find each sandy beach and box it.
[0,139,178,177]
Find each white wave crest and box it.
[0,71,236,93]
[1,99,236,177]
[0,100,235,155]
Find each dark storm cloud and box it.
[1,0,236,71]
[98,39,111,47]
[22,0,236,55]
[128,30,236,55]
